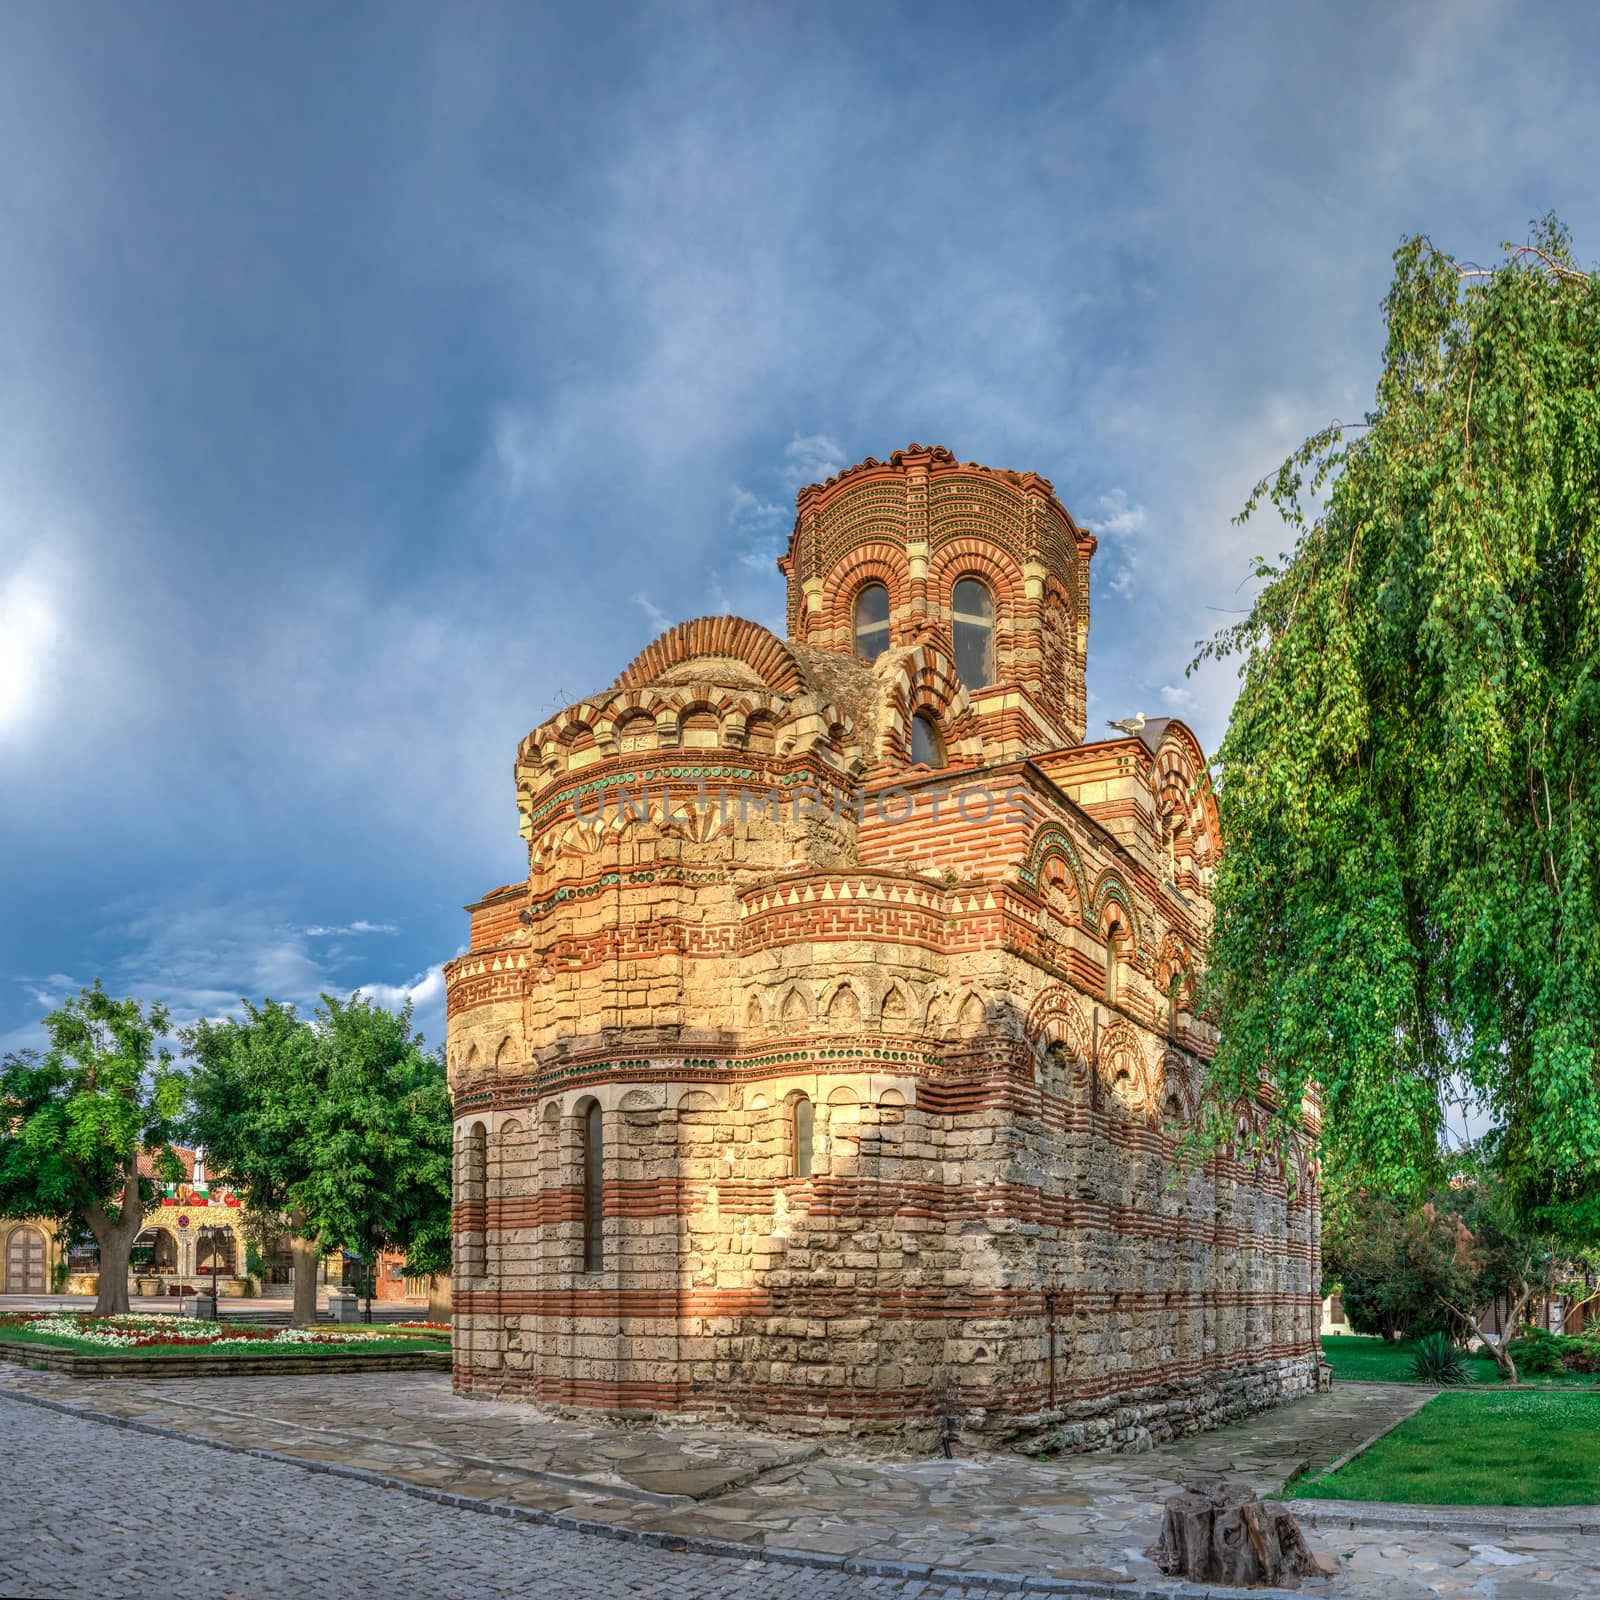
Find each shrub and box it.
[1505,1328,1566,1376]
[1559,1334,1600,1374]
[1408,1332,1471,1385]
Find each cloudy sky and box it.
[3,0,1597,1057]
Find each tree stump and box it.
[1149,1478,1334,1586]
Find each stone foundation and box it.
[1007,1353,1321,1456]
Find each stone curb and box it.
[0,1385,1320,1600]
[1293,1495,1600,1534]
[0,1338,450,1379]
[1300,1392,1437,1484]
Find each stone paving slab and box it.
[0,1397,1085,1600]
[0,1364,816,1505]
[7,1366,1600,1596]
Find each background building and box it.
[0,1147,438,1309]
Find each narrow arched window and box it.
[791,1095,814,1179]
[952,577,995,687]
[911,712,944,768]
[462,1122,487,1279]
[581,1100,604,1272]
[1105,922,1123,1006]
[853,583,891,662]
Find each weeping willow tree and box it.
[1199,218,1600,1237]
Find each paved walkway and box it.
[0,1396,1046,1600]
[4,1365,1599,1596]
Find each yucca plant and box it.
[1408,1332,1471,1386]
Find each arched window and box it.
[1105,920,1124,1006]
[910,712,944,768]
[581,1100,604,1272]
[195,1228,236,1277]
[791,1095,814,1179]
[952,577,995,687]
[65,1232,100,1272]
[853,583,891,662]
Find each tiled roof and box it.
[138,1145,196,1181]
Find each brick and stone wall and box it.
[446,445,1321,1449]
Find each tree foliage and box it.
[184,993,450,1321]
[184,998,329,1324]
[0,983,184,1315]
[1435,1154,1591,1382]
[298,995,452,1279]
[1327,1157,1591,1382]
[1199,218,1600,1233]
[1323,1182,1461,1343]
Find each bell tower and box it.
[777,443,1097,754]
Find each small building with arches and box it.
[446,444,1320,1448]
[1,1147,249,1298]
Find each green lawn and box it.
[1321,1334,1596,1386]
[1291,1390,1600,1505]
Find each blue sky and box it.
[3,0,1597,1067]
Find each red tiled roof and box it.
[138,1145,196,1180]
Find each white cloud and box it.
[780,433,845,491]
[0,561,64,740]
[301,921,400,937]
[1092,488,1148,540]
[354,958,456,1050]
[1159,682,1197,711]
[10,898,458,1058]
[633,591,671,632]
[727,484,787,534]
[355,963,446,1013]
[22,973,78,1010]
[0,1017,47,1055]
[491,408,557,498]
[1090,488,1148,602]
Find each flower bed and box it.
[0,1312,450,1357]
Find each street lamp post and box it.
[195,1224,231,1319]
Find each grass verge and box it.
[1321,1334,1596,1387]
[1290,1390,1600,1505]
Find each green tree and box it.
[1435,1157,1590,1384]
[184,999,328,1326]
[184,994,450,1326]
[1327,1160,1588,1381]
[299,995,451,1322]
[1323,1184,1462,1343]
[1197,219,1600,1231]
[0,984,184,1315]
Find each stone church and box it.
[445,444,1321,1448]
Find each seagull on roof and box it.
[1107,712,1147,737]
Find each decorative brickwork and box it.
[447,446,1320,1449]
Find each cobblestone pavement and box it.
[5,1365,1600,1596]
[0,1397,1089,1600]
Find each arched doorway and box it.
[132,1228,178,1278]
[194,1229,236,1277]
[4,1225,47,1294]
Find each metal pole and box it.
[1045,1289,1058,1410]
